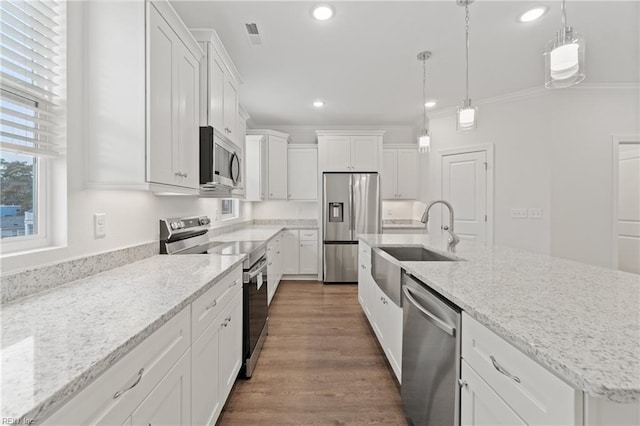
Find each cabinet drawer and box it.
[299,229,318,241]
[461,313,581,426]
[45,308,191,425]
[359,242,371,257]
[192,266,242,341]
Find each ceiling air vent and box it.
[245,23,262,45]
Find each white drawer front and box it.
[191,267,242,341]
[462,313,581,426]
[299,229,318,241]
[45,308,191,425]
[359,242,371,257]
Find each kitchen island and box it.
[358,233,639,424]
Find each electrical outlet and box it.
[528,208,543,219]
[94,213,106,238]
[511,208,527,219]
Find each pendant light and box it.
[544,0,585,88]
[417,50,432,153]
[457,0,477,132]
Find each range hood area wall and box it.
[419,86,639,267]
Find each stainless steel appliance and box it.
[159,216,268,378]
[323,172,380,283]
[200,126,244,197]
[401,271,461,426]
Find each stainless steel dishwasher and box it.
[401,271,461,426]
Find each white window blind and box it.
[0,0,63,157]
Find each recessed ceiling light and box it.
[518,7,548,23]
[313,100,325,108]
[312,5,334,21]
[424,100,437,108]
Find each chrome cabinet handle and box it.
[229,279,238,288]
[458,379,468,388]
[205,299,218,310]
[490,355,521,383]
[113,368,144,399]
[361,264,366,269]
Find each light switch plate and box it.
[528,208,543,219]
[94,213,106,238]
[511,208,527,219]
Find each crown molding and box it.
[426,83,640,121]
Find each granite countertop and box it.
[358,233,640,403]
[1,254,245,422]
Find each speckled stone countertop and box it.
[1,254,245,422]
[358,233,640,403]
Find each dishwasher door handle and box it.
[403,286,456,337]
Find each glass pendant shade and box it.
[545,31,585,88]
[418,132,431,153]
[457,100,477,132]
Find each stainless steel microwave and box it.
[200,126,243,195]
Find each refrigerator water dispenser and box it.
[329,202,344,222]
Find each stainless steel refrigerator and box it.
[323,173,381,283]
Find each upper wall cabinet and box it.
[85,0,204,194]
[246,129,290,200]
[287,145,318,201]
[192,30,243,148]
[382,146,419,200]
[316,130,385,172]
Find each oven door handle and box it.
[245,259,268,280]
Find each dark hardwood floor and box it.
[218,280,406,425]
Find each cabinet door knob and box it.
[458,379,468,388]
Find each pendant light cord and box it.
[422,56,427,131]
[465,2,470,102]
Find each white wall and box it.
[250,124,416,145]
[1,3,253,274]
[422,86,639,265]
[252,201,317,220]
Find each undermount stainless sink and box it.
[371,246,461,307]
[379,246,459,262]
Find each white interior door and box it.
[441,150,487,242]
[617,143,640,274]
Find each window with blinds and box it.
[0,0,64,241]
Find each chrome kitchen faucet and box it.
[421,200,460,252]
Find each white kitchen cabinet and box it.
[317,130,385,172]
[147,6,200,190]
[46,269,244,426]
[191,269,242,426]
[268,135,288,199]
[280,230,318,276]
[461,361,526,426]
[244,135,266,201]
[282,230,300,275]
[382,146,419,200]
[130,350,191,426]
[357,241,401,383]
[287,146,318,200]
[218,290,243,401]
[246,130,290,200]
[85,0,203,194]
[267,232,284,305]
[462,313,581,426]
[192,29,243,147]
[45,308,192,425]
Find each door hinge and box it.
[483,162,488,170]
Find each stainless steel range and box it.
[160,216,268,378]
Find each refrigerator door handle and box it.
[349,174,355,236]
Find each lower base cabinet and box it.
[461,361,526,426]
[357,241,402,383]
[282,229,319,276]
[45,269,243,426]
[129,350,192,426]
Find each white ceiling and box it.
[171,1,639,127]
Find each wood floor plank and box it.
[217,280,407,425]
